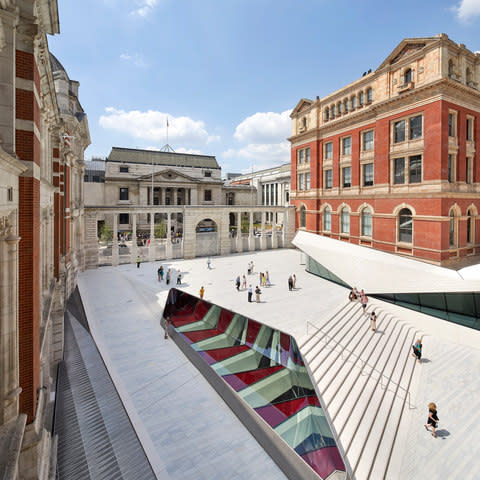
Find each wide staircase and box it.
[300,300,423,480]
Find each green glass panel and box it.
[395,293,420,305]
[447,311,476,329]
[420,306,448,320]
[418,293,446,310]
[445,293,475,316]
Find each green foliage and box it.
[241,214,250,234]
[99,222,113,242]
[154,220,167,238]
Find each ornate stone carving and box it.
[0,216,13,239]
[0,0,14,9]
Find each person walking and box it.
[136,256,141,268]
[164,314,171,340]
[157,266,162,282]
[199,286,205,299]
[176,271,182,285]
[361,290,368,314]
[247,284,253,303]
[349,288,357,301]
[425,402,439,437]
[166,269,171,285]
[369,311,377,332]
[242,275,247,290]
[255,285,262,303]
[292,274,297,289]
[159,265,164,281]
[412,339,422,363]
[288,275,293,291]
[265,271,271,287]
[235,275,241,291]
[207,257,212,269]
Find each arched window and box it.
[398,208,413,243]
[344,99,349,112]
[300,205,306,228]
[324,108,329,121]
[367,88,373,102]
[341,207,350,234]
[351,95,357,109]
[467,208,474,244]
[404,68,412,84]
[449,210,456,247]
[361,208,372,237]
[323,207,331,231]
[338,102,343,114]
[359,91,364,106]
[448,60,455,77]
[466,67,472,84]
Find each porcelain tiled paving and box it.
[78,249,480,480]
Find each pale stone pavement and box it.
[78,249,480,480]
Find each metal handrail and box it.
[305,311,414,409]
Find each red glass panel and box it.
[222,365,284,391]
[301,447,345,479]
[245,320,262,347]
[255,396,320,427]
[198,345,250,365]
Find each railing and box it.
[305,311,415,409]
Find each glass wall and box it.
[305,255,480,331]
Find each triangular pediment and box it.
[377,37,439,70]
[136,168,198,183]
[291,98,314,117]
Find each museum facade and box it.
[290,34,480,267]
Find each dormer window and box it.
[120,166,129,173]
[204,171,212,177]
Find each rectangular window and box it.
[120,166,129,173]
[84,174,89,182]
[325,169,332,189]
[359,92,364,106]
[306,147,311,162]
[367,88,373,102]
[119,187,129,200]
[394,120,405,143]
[305,173,310,190]
[394,158,405,184]
[409,155,422,183]
[466,157,472,184]
[7,187,13,202]
[363,163,374,186]
[342,167,351,188]
[270,184,274,204]
[119,213,129,224]
[262,185,265,204]
[409,115,422,139]
[298,174,304,190]
[448,154,454,183]
[342,136,352,155]
[467,118,474,141]
[298,149,304,164]
[204,189,212,201]
[204,171,212,177]
[363,130,374,151]
[448,113,456,137]
[325,142,333,159]
[275,183,278,204]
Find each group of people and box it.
[247,284,262,303]
[157,265,181,285]
[287,274,297,291]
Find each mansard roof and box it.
[107,147,220,169]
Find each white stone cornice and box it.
[0,146,28,174]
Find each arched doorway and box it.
[195,218,218,257]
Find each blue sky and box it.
[49,0,480,174]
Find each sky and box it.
[49,0,480,175]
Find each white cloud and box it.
[131,0,159,17]
[452,0,480,22]
[99,107,211,148]
[222,142,290,171]
[120,52,148,67]
[234,109,292,144]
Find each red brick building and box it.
[289,34,480,267]
[0,1,89,477]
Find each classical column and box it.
[260,211,267,250]
[166,212,172,259]
[0,220,22,424]
[112,213,119,266]
[149,211,155,261]
[272,210,279,249]
[130,213,138,264]
[248,210,255,251]
[236,211,243,253]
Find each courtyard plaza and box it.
[78,249,480,480]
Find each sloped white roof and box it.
[292,231,480,294]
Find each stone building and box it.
[290,34,480,267]
[0,1,90,478]
[84,147,253,235]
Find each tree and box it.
[99,221,113,242]
[154,220,167,238]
